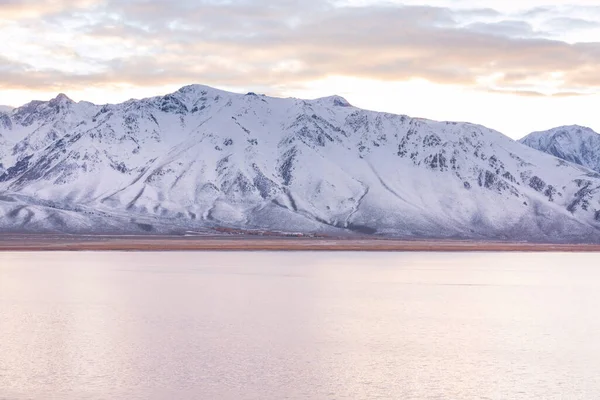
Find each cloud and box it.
[542,17,600,31]
[0,0,599,97]
[463,20,539,37]
[0,0,100,18]
[487,88,594,98]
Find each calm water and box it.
[1,252,600,399]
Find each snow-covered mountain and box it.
[520,125,600,173]
[0,85,600,241]
[0,106,13,114]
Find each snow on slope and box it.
[0,85,600,241]
[520,125,600,173]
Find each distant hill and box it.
[520,125,600,173]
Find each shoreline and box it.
[0,235,600,251]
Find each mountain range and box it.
[0,84,599,242]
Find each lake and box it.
[1,252,600,399]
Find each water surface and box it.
[1,252,600,399]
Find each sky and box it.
[1,0,600,139]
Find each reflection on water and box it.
[1,252,600,399]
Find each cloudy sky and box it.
[1,0,599,138]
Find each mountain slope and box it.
[520,126,600,173]
[1,85,600,241]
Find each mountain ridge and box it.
[0,84,600,242]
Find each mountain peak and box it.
[176,84,214,94]
[49,93,74,106]
[174,84,235,99]
[314,95,352,107]
[559,125,596,134]
[520,125,600,173]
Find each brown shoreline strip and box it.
[0,236,600,251]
